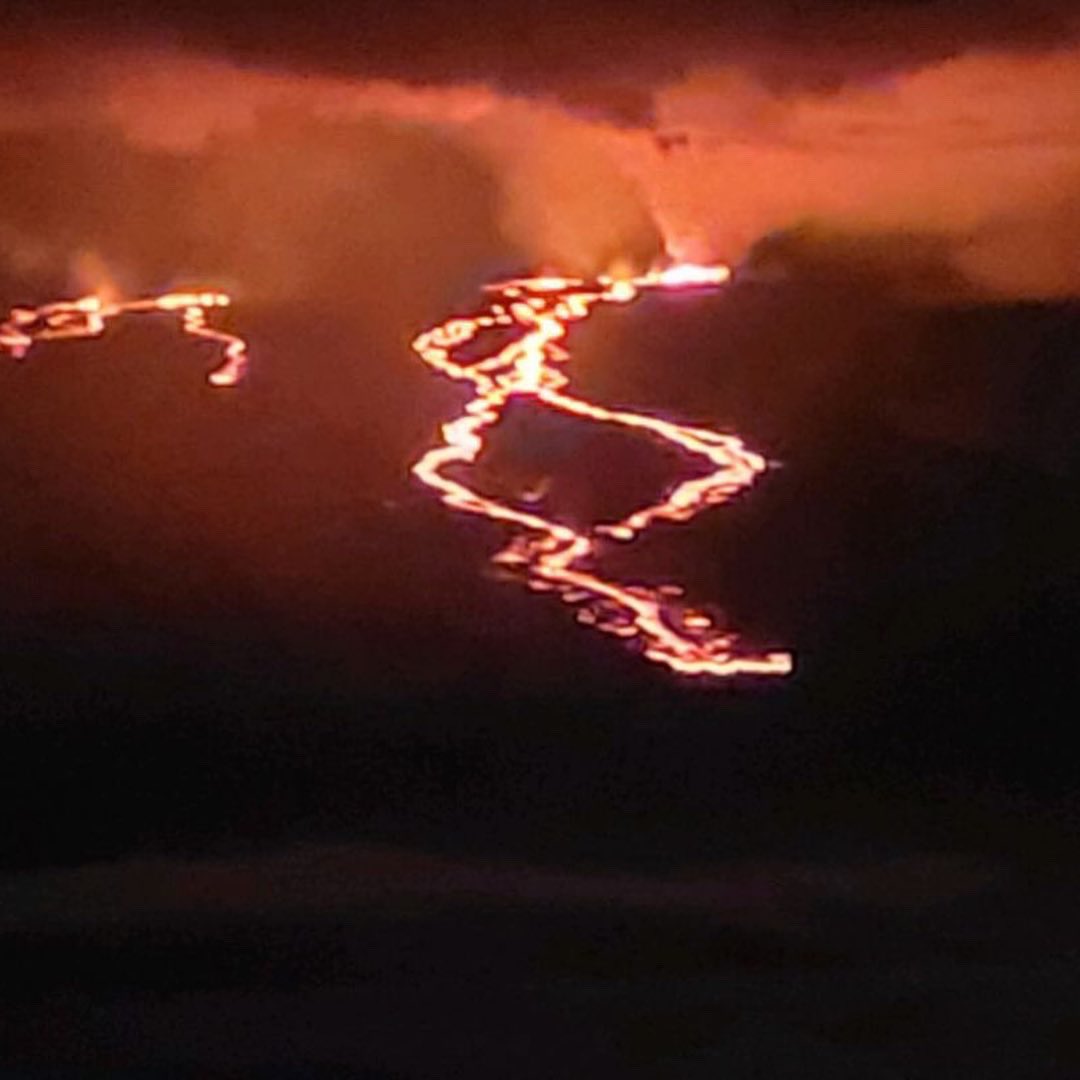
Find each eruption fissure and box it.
[2,268,791,679]
[1,291,248,387]
[411,266,793,678]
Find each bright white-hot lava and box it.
[1,267,790,679]
[411,265,792,678]
[1,291,248,387]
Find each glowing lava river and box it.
[411,266,793,679]
[0,291,248,387]
[2,265,791,680]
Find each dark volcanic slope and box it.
[2,279,1080,1077]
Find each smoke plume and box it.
[1,35,1080,306]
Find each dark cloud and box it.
[8,0,1080,112]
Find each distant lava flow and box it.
[411,266,793,678]
[1,291,248,386]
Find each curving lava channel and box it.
[411,266,793,678]
[1,270,791,679]
[1,291,248,387]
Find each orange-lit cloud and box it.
[630,49,1080,296]
[1,41,1079,298]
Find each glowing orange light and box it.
[647,263,733,288]
[412,264,793,679]
[1,291,248,386]
[3,267,790,679]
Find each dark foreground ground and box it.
[2,278,1079,1076]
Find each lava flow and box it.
[411,265,793,678]
[1,291,248,386]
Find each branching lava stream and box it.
[411,266,793,678]
[2,267,791,680]
[1,291,248,387]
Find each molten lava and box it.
[1,291,248,387]
[411,266,792,678]
[2,269,790,679]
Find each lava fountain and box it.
[411,266,793,679]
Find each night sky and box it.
[2,1,1080,1075]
